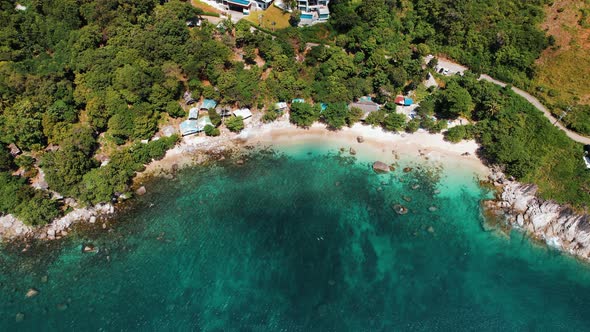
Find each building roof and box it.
[233,108,253,119]
[180,120,200,136]
[196,116,213,131]
[350,102,380,120]
[276,102,288,110]
[292,98,305,104]
[319,7,330,15]
[184,91,196,104]
[404,97,414,106]
[394,95,405,105]
[225,0,251,7]
[188,107,199,120]
[200,99,217,110]
[8,143,21,156]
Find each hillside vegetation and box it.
[0,0,588,225]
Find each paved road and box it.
[432,57,590,145]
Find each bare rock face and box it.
[372,161,390,173]
[485,170,590,261]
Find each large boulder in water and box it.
[373,161,390,173]
[392,204,408,215]
[25,288,38,298]
[136,186,146,196]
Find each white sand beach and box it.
[139,116,490,181]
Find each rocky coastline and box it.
[0,203,115,242]
[484,169,590,261]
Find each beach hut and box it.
[200,99,217,111]
[196,116,214,131]
[233,108,253,119]
[394,95,405,105]
[216,106,232,117]
[179,120,200,136]
[184,91,197,105]
[275,102,288,111]
[403,97,413,106]
[350,100,380,121]
[292,98,305,104]
[188,107,199,120]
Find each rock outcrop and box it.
[372,161,390,173]
[0,203,115,241]
[483,170,590,260]
[0,215,32,240]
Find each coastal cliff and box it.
[484,170,590,260]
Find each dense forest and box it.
[0,0,587,226]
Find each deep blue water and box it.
[1,146,590,331]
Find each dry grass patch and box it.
[191,0,220,14]
[244,6,291,30]
[535,0,590,105]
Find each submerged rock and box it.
[373,161,390,173]
[56,303,68,311]
[403,167,413,173]
[15,313,24,322]
[402,196,412,202]
[25,288,39,298]
[428,206,438,212]
[392,204,408,215]
[83,244,97,253]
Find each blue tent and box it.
[200,99,217,110]
[404,98,413,106]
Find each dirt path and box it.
[434,58,590,145]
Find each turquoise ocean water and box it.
[2,145,590,331]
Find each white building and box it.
[214,0,272,12]
[298,0,330,25]
[233,108,253,119]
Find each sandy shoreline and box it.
[138,116,490,182]
[0,116,491,242]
